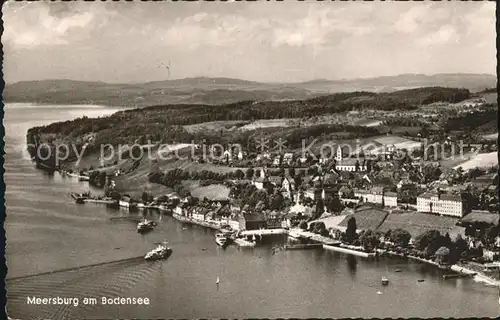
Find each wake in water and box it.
[7,258,163,320]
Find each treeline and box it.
[148,168,246,187]
[444,107,498,132]
[383,118,429,127]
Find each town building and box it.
[355,187,384,205]
[239,212,267,230]
[383,192,398,207]
[252,168,267,190]
[334,146,367,172]
[416,192,465,217]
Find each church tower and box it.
[335,146,343,161]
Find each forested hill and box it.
[28,86,470,141]
[6,73,494,107]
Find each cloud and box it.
[417,24,460,46]
[3,2,111,48]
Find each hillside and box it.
[5,73,494,107]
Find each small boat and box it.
[395,268,402,272]
[215,233,229,247]
[144,241,172,261]
[137,219,157,233]
[216,276,220,284]
[417,279,425,282]
[381,277,389,285]
[234,237,257,247]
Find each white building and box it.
[383,192,398,207]
[335,146,367,172]
[355,187,384,204]
[416,192,465,217]
[283,153,294,165]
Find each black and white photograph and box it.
[2,1,499,319]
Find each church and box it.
[334,146,367,172]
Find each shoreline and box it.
[50,155,500,289]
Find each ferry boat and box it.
[215,233,229,247]
[381,277,389,285]
[144,241,172,261]
[137,219,157,233]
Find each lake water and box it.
[4,103,499,319]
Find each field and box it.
[377,212,463,239]
[338,205,389,231]
[238,119,295,131]
[311,215,348,230]
[183,121,249,133]
[189,184,230,201]
[453,152,498,170]
[482,133,498,141]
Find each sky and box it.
[3,1,496,84]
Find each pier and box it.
[239,228,287,237]
[323,244,375,258]
[284,243,323,250]
[288,229,340,245]
[442,273,476,280]
[84,199,116,204]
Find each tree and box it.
[235,169,245,180]
[390,229,412,248]
[246,168,255,180]
[270,193,285,210]
[312,198,325,220]
[435,246,451,265]
[98,171,107,187]
[414,230,442,252]
[299,220,308,230]
[141,191,150,203]
[325,196,343,213]
[359,229,380,252]
[345,217,357,244]
[454,234,468,257]
[484,224,500,247]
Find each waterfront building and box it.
[239,212,267,230]
[416,192,466,217]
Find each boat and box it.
[144,241,172,261]
[381,277,389,285]
[395,268,402,272]
[215,233,229,247]
[233,237,257,247]
[417,279,425,282]
[137,219,157,233]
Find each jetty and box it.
[288,229,340,246]
[239,228,287,237]
[84,198,116,204]
[284,243,323,250]
[442,272,476,280]
[323,244,376,258]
